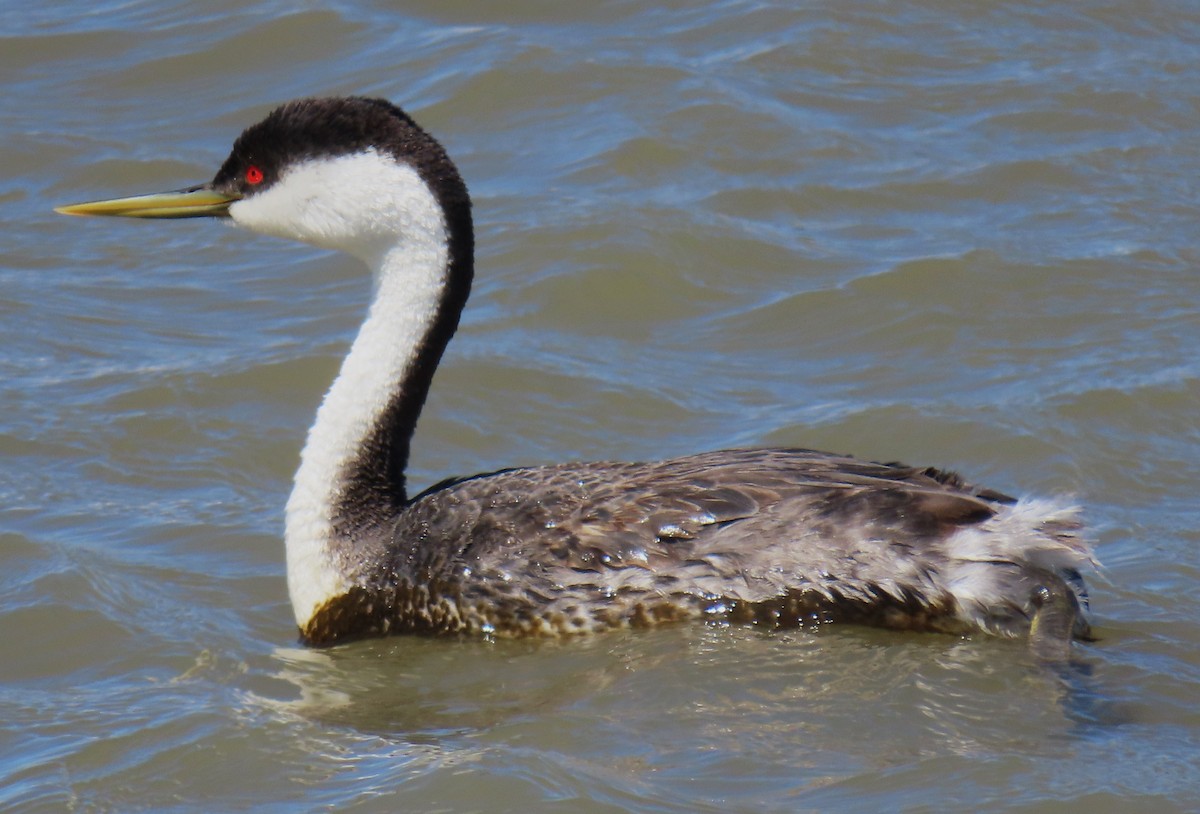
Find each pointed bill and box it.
[55,186,240,219]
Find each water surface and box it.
[4,2,1200,811]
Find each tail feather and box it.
[944,498,1096,644]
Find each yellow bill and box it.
[55,186,239,219]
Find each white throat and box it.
[230,152,450,628]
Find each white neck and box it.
[233,153,451,628]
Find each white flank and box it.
[230,151,449,628]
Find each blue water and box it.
[4,2,1200,811]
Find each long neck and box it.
[284,182,472,628]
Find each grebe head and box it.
[56,97,471,265]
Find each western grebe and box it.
[57,97,1094,652]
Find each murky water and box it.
[4,1,1200,811]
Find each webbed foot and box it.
[1028,579,1085,662]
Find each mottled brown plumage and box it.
[302,448,1091,647]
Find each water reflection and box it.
[258,623,1115,757]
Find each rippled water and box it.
[5,1,1200,811]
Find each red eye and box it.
[245,165,264,185]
